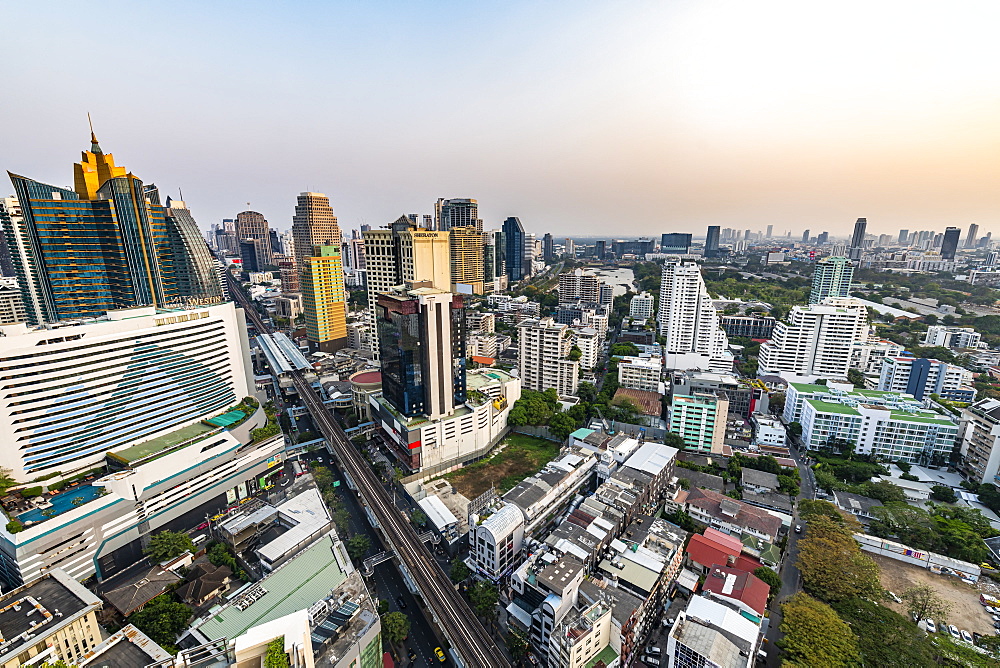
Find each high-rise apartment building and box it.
[898,229,909,244]
[757,297,869,381]
[362,217,451,299]
[435,198,482,232]
[940,226,961,260]
[801,230,810,243]
[236,210,272,264]
[375,285,466,420]
[0,196,20,276]
[564,238,575,256]
[485,229,506,291]
[922,325,982,349]
[300,245,348,352]
[595,240,607,260]
[503,216,526,282]
[966,223,980,249]
[669,392,728,454]
[0,276,26,324]
[878,356,975,402]
[660,233,692,254]
[558,269,612,306]
[292,192,342,273]
[629,292,655,319]
[618,355,663,393]
[657,261,730,371]
[449,225,486,294]
[542,233,554,262]
[517,317,579,396]
[704,226,721,258]
[6,133,221,324]
[0,302,254,482]
[809,256,854,303]
[848,217,867,259]
[959,399,1000,484]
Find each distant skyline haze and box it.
[4,1,1000,237]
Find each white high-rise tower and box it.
[657,260,731,371]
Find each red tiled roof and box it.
[704,527,743,553]
[735,554,764,572]
[702,565,770,616]
[686,534,740,569]
[471,356,496,365]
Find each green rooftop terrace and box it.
[888,411,956,426]
[108,421,217,465]
[806,399,861,415]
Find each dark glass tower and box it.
[941,227,961,260]
[705,226,721,258]
[849,217,867,259]
[660,233,692,253]
[503,216,526,282]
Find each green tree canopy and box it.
[346,535,371,563]
[469,580,499,619]
[264,637,290,668]
[779,593,860,668]
[797,516,881,602]
[382,611,410,645]
[145,530,195,563]
[929,484,957,503]
[128,595,192,653]
[901,583,950,623]
[753,566,781,602]
[450,558,471,583]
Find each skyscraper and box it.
[898,229,909,245]
[941,227,961,260]
[657,260,730,369]
[704,226,721,258]
[503,216,526,281]
[809,256,854,304]
[766,225,774,238]
[660,233,692,254]
[543,233,554,262]
[966,223,980,249]
[595,239,607,260]
[163,198,225,302]
[450,226,486,294]
[849,218,867,259]
[5,131,220,323]
[236,210,272,265]
[300,245,348,351]
[801,230,810,243]
[757,298,869,380]
[292,192,342,272]
[435,198,482,232]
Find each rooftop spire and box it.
[87,112,102,154]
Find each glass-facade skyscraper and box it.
[502,216,525,282]
[5,133,221,323]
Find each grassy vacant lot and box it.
[445,433,560,498]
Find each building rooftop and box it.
[623,442,678,476]
[78,624,172,668]
[613,387,663,416]
[806,399,861,416]
[685,488,782,540]
[702,567,770,617]
[102,565,182,616]
[740,468,779,490]
[537,557,585,595]
[193,530,350,641]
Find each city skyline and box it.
[4,2,1000,237]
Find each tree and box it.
[677,477,691,490]
[382,611,410,645]
[901,583,950,623]
[859,480,907,505]
[577,381,597,403]
[469,580,499,619]
[346,535,371,563]
[787,421,803,437]
[846,368,866,387]
[777,474,800,496]
[609,342,639,357]
[568,345,582,361]
[0,467,15,497]
[753,566,782,602]
[547,412,579,440]
[146,530,195,563]
[450,558,471,583]
[979,483,1000,513]
[411,509,428,528]
[264,637,290,668]
[128,595,192,653]
[797,516,881,602]
[779,593,860,668]
[333,508,351,535]
[831,597,939,667]
[506,628,530,661]
[930,485,957,503]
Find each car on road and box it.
[981,562,997,571]
[949,624,960,638]
[396,596,407,610]
[434,647,446,662]
[925,619,937,633]
[794,524,802,534]
[407,648,417,662]
[994,620,1000,631]
[961,629,974,643]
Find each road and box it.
[229,278,509,668]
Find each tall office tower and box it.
[908,231,917,246]
[360,223,371,232]
[848,217,867,259]
[766,224,774,238]
[966,223,980,249]
[0,277,27,324]
[292,192,342,273]
[5,132,221,324]
[660,233,692,254]
[543,233,555,262]
[268,229,280,257]
[503,216,527,281]
[564,238,575,256]
[744,229,751,240]
[704,226,721,258]
[933,233,943,248]
[214,227,239,254]
[898,229,909,244]
[484,229,505,289]
[162,198,225,302]
[809,256,854,303]
[239,239,268,272]
[801,230,810,243]
[0,196,18,276]
[279,229,295,259]
[595,239,607,260]
[300,245,348,352]
[277,258,299,292]
[450,226,486,294]
[517,317,579,396]
[363,216,451,314]
[877,234,893,247]
[657,260,729,365]
[757,297,869,380]
[435,198,482,232]
[524,233,537,276]
[817,231,829,245]
[558,269,612,306]
[376,285,466,419]
[941,227,961,260]
[0,302,254,482]
[348,236,367,270]
[235,210,272,264]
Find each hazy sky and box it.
[4,0,1000,238]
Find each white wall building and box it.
[959,398,1000,485]
[518,317,580,396]
[667,595,761,668]
[558,269,612,306]
[0,303,255,482]
[468,503,525,580]
[657,261,731,372]
[923,325,983,350]
[570,327,601,371]
[751,413,786,448]
[878,357,975,402]
[618,355,663,393]
[630,291,655,319]
[757,297,869,382]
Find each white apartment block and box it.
[618,355,663,393]
[0,303,255,482]
[570,327,601,371]
[878,357,975,402]
[669,392,728,454]
[657,261,730,371]
[468,503,525,580]
[629,291,655,319]
[757,297,869,382]
[0,277,27,324]
[751,413,786,448]
[346,320,372,351]
[547,600,614,668]
[850,337,904,375]
[923,325,983,350]
[959,399,1000,485]
[558,269,612,306]
[518,317,580,397]
[467,311,496,333]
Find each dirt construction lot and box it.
[871,553,995,636]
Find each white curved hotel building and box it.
[0,302,254,481]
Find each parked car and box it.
[949,624,961,639]
[994,620,1000,630]
[981,562,997,571]
[961,629,974,643]
[794,524,802,534]
[986,606,999,614]
[925,619,937,633]
[642,658,661,667]
[887,591,902,603]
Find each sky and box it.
[3,0,1000,239]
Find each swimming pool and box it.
[18,484,104,524]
